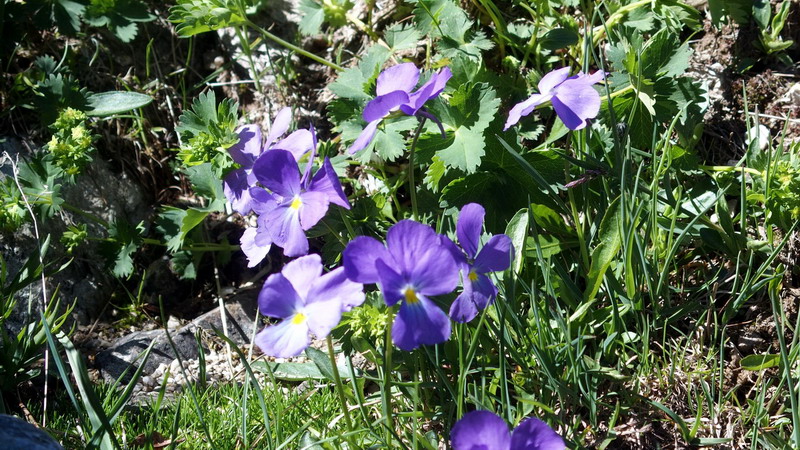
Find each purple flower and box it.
[255,254,365,358]
[250,141,350,257]
[450,410,565,450]
[223,108,314,214]
[348,63,452,154]
[448,203,513,323]
[504,68,605,131]
[343,220,460,350]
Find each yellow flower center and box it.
[291,312,307,325]
[468,271,479,282]
[404,288,419,304]
[290,196,302,210]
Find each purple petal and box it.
[363,91,410,122]
[451,410,511,450]
[504,93,549,130]
[348,120,381,154]
[392,294,451,350]
[343,236,391,284]
[250,188,277,215]
[273,129,314,161]
[255,320,310,358]
[280,254,323,300]
[309,158,350,209]
[376,62,420,96]
[449,290,480,323]
[537,67,571,94]
[472,272,497,307]
[266,107,292,148]
[224,168,254,214]
[576,70,606,86]
[374,258,408,307]
[308,267,365,311]
[298,190,330,231]
[415,109,446,137]
[228,125,262,167]
[253,149,301,198]
[258,272,303,319]
[473,234,513,273]
[385,220,459,296]
[552,79,601,130]
[265,205,308,257]
[510,417,566,450]
[400,67,452,116]
[240,227,271,268]
[457,203,485,258]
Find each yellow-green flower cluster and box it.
[46,108,94,176]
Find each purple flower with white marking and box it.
[504,68,605,131]
[223,108,314,214]
[255,254,365,358]
[343,220,460,350]
[250,134,350,257]
[348,63,452,154]
[450,410,565,450]
[448,203,513,323]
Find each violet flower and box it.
[255,254,365,358]
[223,108,314,214]
[343,220,460,350]
[448,203,513,323]
[450,410,565,450]
[348,63,452,154]
[250,136,350,257]
[504,67,605,131]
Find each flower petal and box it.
[451,410,511,450]
[363,90,410,122]
[298,190,330,231]
[309,158,350,209]
[255,320,310,358]
[273,129,314,161]
[472,273,497,308]
[375,258,406,307]
[348,120,381,154]
[538,67,571,94]
[449,290,480,323]
[265,107,292,148]
[280,254,323,300]
[473,234,513,273]
[504,93,548,130]
[392,294,451,350]
[552,79,601,130]
[400,66,452,116]
[457,203,485,258]
[343,236,391,284]
[385,220,459,296]
[250,188,277,215]
[376,62,420,96]
[240,227,271,268]
[223,168,254,214]
[308,267,365,311]
[510,417,565,450]
[258,272,303,319]
[228,125,262,166]
[253,149,301,198]
[265,205,308,257]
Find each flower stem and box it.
[408,116,427,221]
[699,165,764,178]
[592,0,652,45]
[326,335,358,448]
[382,309,395,444]
[235,25,263,93]
[246,20,345,72]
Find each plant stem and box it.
[235,25,263,93]
[382,309,395,445]
[408,116,427,221]
[592,0,652,44]
[246,20,345,72]
[326,336,358,447]
[699,165,765,178]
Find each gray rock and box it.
[96,289,261,383]
[0,414,63,449]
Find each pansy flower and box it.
[348,63,452,154]
[448,203,513,323]
[223,108,314,214]
[250,128,350,257]
[504,67,605,131]
[255,254,365,358]
[343,220,460,350]
[450,410,565,450]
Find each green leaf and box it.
[169,0,246,37]
[184,163,224,203]
[298,0,325,35]
[504,208,528,273]
[424,156,446,192]
[385,23,421,52]
[539,28,579,50]
[328,67,371,101]
[305,347,335,382]
[85,91,153,116]
[585,196,622,302]
[156,207,187,252]
[740,353,781,371]
[101,219,145,278]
